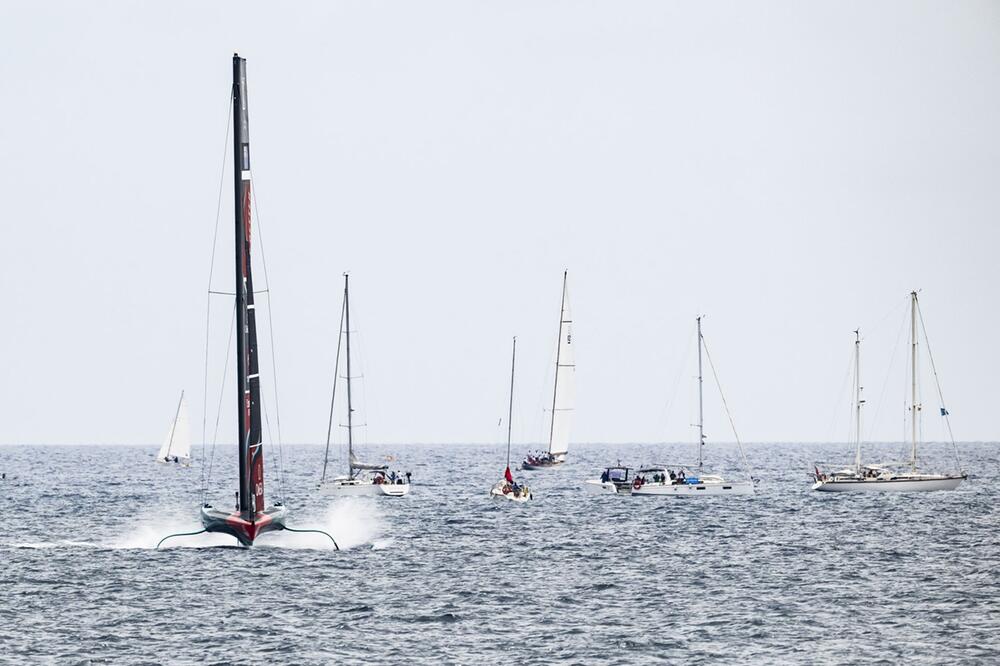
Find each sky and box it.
[1,1,998,447]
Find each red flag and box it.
[504,466,514,483]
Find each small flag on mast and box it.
[940,407,949,416]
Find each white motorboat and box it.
[582,466,634,494]
[318,275,410,498]
[493,337,532,502]
[522,271,574,470]
[156,390,192,467]
[813,293,966,493]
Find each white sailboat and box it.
[319,275,410,498]
[156,390,192,466]
[522,271,574,470]
[812,292,966,492]
[630,316,754,496]
[492,337,532,502]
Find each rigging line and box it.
[248,179,288,492]
[659,328,696,440]
[865,310,909,443]
[201,92,234,501]
[321,295,348,484]
[828,345,855,445]
[700,336,755,481]
[916,302,962,472]
[259,390,285,501]
[205,301,237,500]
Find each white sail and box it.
[548,275,575,457]
[157,393,192,463]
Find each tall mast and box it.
[320,294,347,484]
[507,337,517,470]
[344,274,355,477]
[910,291,919,472]
[547,270,568,453]
[165,390,185,459]
[232,53,253,516]
[853,330,863,473]
[696,316,705,472]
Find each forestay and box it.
[548,273,575,457]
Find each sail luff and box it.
[547,271,574,456]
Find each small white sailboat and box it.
[492,337,532,502]
[156,390,192,466]
[630,316,755,496]
[812,293,966,492]
[522,271,574,470]
[319,275,410,498]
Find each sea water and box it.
[1,442,997,664]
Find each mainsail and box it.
[547,271,575,457]
[157,391,191,462]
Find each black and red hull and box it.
[200,504,287,547]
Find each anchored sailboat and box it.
[812,292,966,492]
[156,390,191,466]
[319,275,410,497]
[492,337,532,501]
[628,316,754,496]
[522,271,574,470]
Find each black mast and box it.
[232,53,263,517]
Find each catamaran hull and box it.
[200,505,288,546]
[812,476,965,492]
[632,481,755,496]
[583,480,630,495]
[319,481,410,497]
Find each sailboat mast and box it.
[507,337,517,470]
[910,291,919,472]
[547,271,568,453]
[853,330,862,472]
[232,54,252,515]
[696,316,705,473]
[344,275,355,477]
[321,295,347,484]
[165,390,185,459]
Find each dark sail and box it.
[233,54,265,516]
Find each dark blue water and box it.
[1,442,997,664]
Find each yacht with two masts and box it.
[812,292,966,492]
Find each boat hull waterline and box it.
[200,505,288,547]
[319,480,410,497]
[632,480,754,496]
[812,475,965,492]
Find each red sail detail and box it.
[242,182,252,276]
[250,445,265,511]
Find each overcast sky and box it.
[2,1,998,447]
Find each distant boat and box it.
[197,54,287,545]
[522,271,574,470]
[156,390,191,466]
[812,292,966,492]
[318,274,410,497]
[492,337,532,502]
[604,316,754,496]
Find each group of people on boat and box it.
[498,480,529,498]
[523,451,557,467]
[162,455,182,464]
[372,470,411,485]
